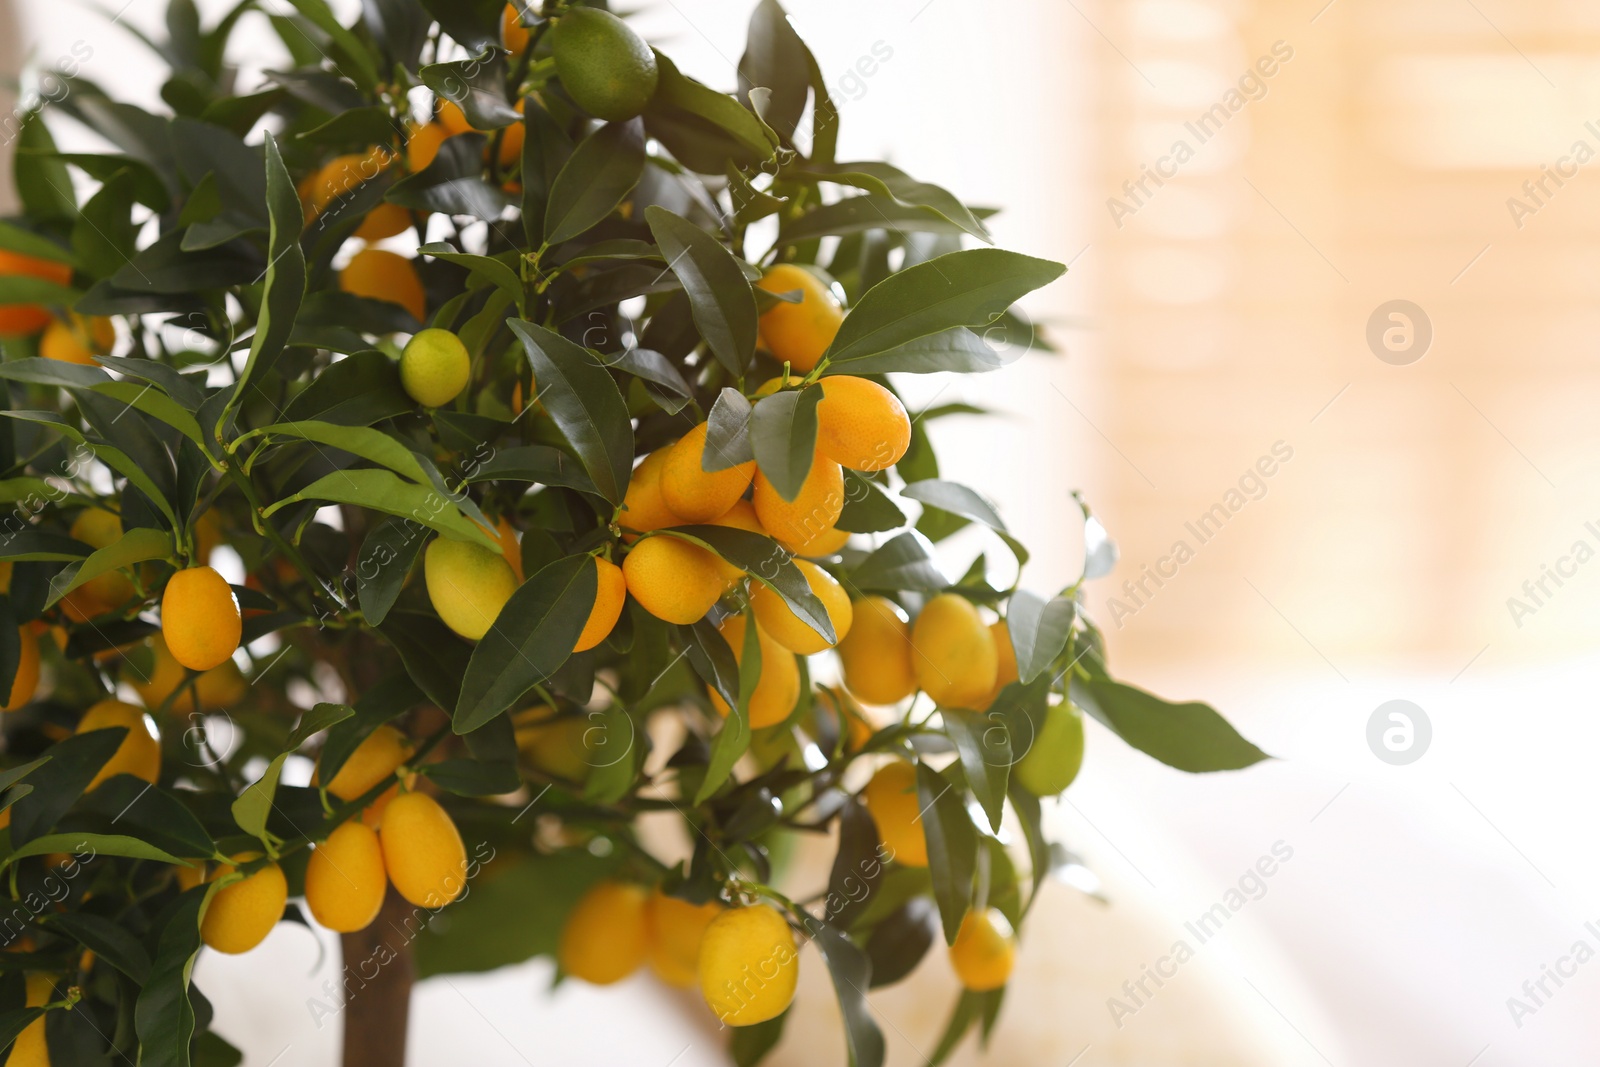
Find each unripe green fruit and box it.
[1014,703,1085,796]
[550,7,659,121]
[400,328,471,408]
[425,537,519,640]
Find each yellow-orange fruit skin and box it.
[837,596,917,706]
[815,375,911,471]
[160,566,242,672]
[9,973,54,1065]
[697,905,799,1026]
[340,248,426,323]
[559,881,649,985]
[752,460,845,553]
[0,249,72,336]
[622,536,729,625]
[305,821,387,933]
[793,524,850,558]
[708,614,799,729]
[645,890,723,988]
[379,791,469,908]
[619,447,685,537]
[750,559,852,655]
[948,908,1016,992]
[75,700,160,791]
[4,625,39,711]
[756,265,843,373]
[910,593,998,709]
[201,854,288,955]
[318,724,412,802]
[659,423,756,523]
[574,557,626,652]
[862,761,928,867]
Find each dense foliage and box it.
[0,1,1268,1064]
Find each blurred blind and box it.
[1089,0,1600,681]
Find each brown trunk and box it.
[339,888,417,1067]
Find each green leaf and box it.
[378,611,472,710]
[927,990,982,1066]
[5,832,185,867]
[48,912,151,982]
[643,52,776,173]
[823,327,1004,376]
[93,380,205,444]
[731,1009,789,1067]
[794,913,887,1067]
[823,249,1064,368]
[355,517,428,626]
[421,758,521,796]
[645,205,758,377]
[0,274,79,307]
[420,0,504,55]
[15,113,76,222]
[581,706,639,804]
[281,0,380,90]
[455,555,598,733]
[0,528,90,562]
[942,710,1010,832]
[253,421,432,486]
[72,168,140,279]
[79,776,214,860]
[825,799,884,929]
[864,898,937,988]
[902,479,1027,566]
[0,1008,46,1055]
[417,244,523,305]
[916,761,975,945]
[135,892,205,1067]
[750,387,820,502]
[682,619,740,709]
[0,221,76,265]
[695,613,760,804]
[703,388,755,472]
[836,471,906,534]
[1006,590,1075,685]
[1073,677,1270,773]
[778,196,976,245]
[420,49,520,129]
[737,0,811,141]
[464,445,600,496]
[507,320,634,505]
[657,526,833,643]
[1006,779,1049,914]
[227,133,305,429]
[45,527,172,608]
[234,702,353,838]
[799,162,990,242]
[7,729,125,847]
[388,135,513,220]
[850,531,947,592]
[281,349,410,426]
[545,120,646,246]
[264,468,497,550]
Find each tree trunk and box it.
[339,888,417,1067]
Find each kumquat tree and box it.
[0,1,1268,1064]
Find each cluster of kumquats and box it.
[0,2,1244,1062]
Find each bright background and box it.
[8,0,1600,1064]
